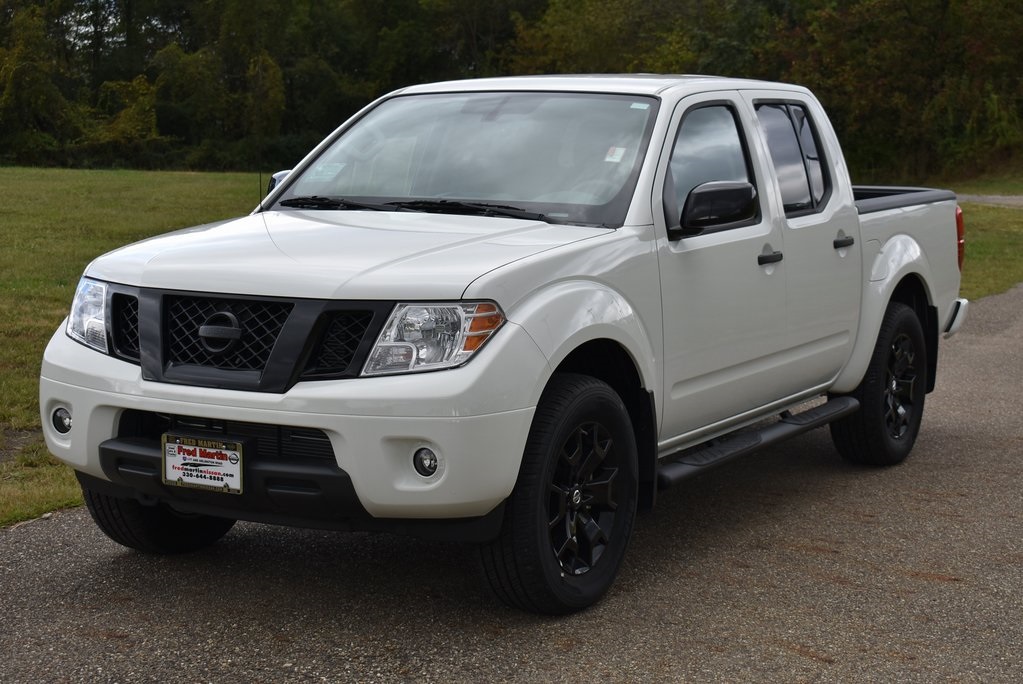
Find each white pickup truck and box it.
[41,75,968,614]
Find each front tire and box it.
[830,302,928,465]
[83,488,236,554]
[479,373,638,614]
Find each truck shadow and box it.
[74,429,866,629]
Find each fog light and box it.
[413,447,439,477]
[52,408,73,434]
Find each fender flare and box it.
[508,280,660,409]
[832,234,935,393]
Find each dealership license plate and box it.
[162,434,243,494]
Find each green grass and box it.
[957,203,1023,300]
[0,167,1020,526]
[0,438,81,527]
[944,159,1023,195]
[1,167,261,525]
[943,159,1023,298]
[0,167,262,430]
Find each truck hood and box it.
[85,210,608,299]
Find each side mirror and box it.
[265,169,292,196]
[671,181,757,239]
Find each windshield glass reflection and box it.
[280,91,659,226]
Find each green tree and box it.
[98,73,157,141]
[150,42,228,146]
[507,0,776,76]
[921,0,1023,170]
[508,0,668,73]
[781,0,1023,178]
[423,0,546,75]
[645,0,775,76]
[246,49,285,139]
[1,0,1020,175]
[0,5,83,163]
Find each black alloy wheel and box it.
[831,301,928,466]
[548,420,620,577]
[883,330,919,441]
[479,373,638,614]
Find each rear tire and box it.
[830,302,927,465]
[83,488,236,554]
[479,373,638,614]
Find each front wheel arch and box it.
[478,373,639,614]
[554,339,657,511]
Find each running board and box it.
[656,396,860,490]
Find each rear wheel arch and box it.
[890,274,939,393]
[830,300,928,465]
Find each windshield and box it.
[276,91,659,226]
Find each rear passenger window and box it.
[793,107,826,205]
[755,102,830,216]
[664,105,753,225]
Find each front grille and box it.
[119,410,337,462]
[103,285,391,392]
[111,294,140,361]
[166,296,292,371]
[305,311,374,375]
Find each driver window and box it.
[665,105,752,225]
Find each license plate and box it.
[162,434,243,494]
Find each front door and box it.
[656,94,792,442]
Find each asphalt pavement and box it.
[2,285,1021,683]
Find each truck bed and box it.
[854,186,956,214]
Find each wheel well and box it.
[890,275,938,393]
[554,340,657,511]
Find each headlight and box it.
[363,301,505,375]
[67,277,108,354]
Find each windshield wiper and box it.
[278,196,395,211]
[386,199,555,223]
[280,195,566,224]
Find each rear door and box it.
[743,92,862,387]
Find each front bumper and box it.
[40,321,547,530]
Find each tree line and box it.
[1,0,1019,180]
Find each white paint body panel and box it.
[41,320,547,517]
[41,75,966,521]
[86,211,607,300]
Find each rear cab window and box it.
[754,102,831,217]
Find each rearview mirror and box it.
[672,181,757,239]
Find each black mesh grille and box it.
[306,311,373,375]
[166,296,292,371]
[103,285,391,392]
[111,294,140,361]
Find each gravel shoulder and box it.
[956,194,1023,208]
[2,286,1022,683]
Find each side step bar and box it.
[656,396,860,490]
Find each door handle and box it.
[758,250,784,266]
[833,235,855,249]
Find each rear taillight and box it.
[955,205,965,272]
